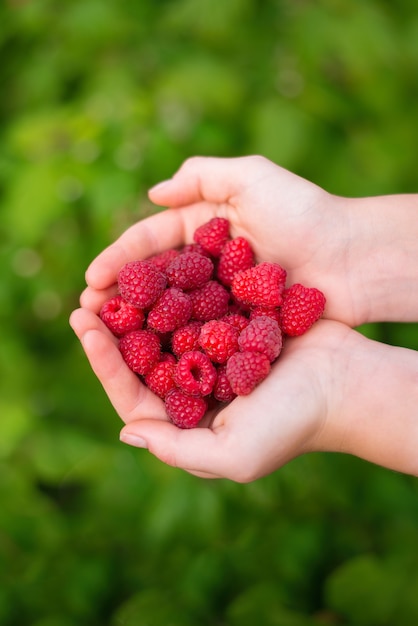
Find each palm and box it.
[70,304,352,481]
[80,156,353,324]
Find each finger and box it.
[148,155,266,208]
[79,284,118,313]
[69,308,166,422]
[119,419,231,479]
[69,306,118,344]
[85,202,216,290]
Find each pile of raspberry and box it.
[99,217,326,429]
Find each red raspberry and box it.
[193,217,230,257]
[147,287,192,333]
[166,252,213,290]
[148,248,180,271]
[159,352,177,364]
[181,242,211,257]
[198,320,240,364]
[213,365,236,403]
[145,357,177,399]
[119,330,161,375]
[165,388,207,429]
[221,312,250,333]
[175,350,217,397]
[217,237,255,286]
[226,351,271,396]
[99,295,145,337]
[249,306,281,324]
[231,262,287,308]
[118,260,166,308]
[171,321,203,357]
[279,283,326,336]
[189,280,230,321]
[238,316,283,362]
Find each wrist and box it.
[333,193,418,325]
[312,328,418,476]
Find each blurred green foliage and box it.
[1,0,418,624]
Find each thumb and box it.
[119,418,234,480]
[148,155,267,208]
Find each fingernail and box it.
[148,179,172,194]
[120,432,148,449]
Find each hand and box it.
[70,307,418,480]
[70,154,418,480]
[79,155,360,325]
[69,312,346,480]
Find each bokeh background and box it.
[1,1,418,624]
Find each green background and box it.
[1,1,418,624]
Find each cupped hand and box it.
[80,155,359,325]
[69,308,356,481]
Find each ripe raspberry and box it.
[165,388,207,429]
[175,350,217,397]
[145,357,177,399]
[193,217,230,257]
[279,283,326,336]
[198,320,240,364]
[226,351,271,396]
[159,351,177,364]
[166,252,213,290]
[171,321,203,357]
[119,330,161,375]
[189,280,230,321]
[147,287,192,333]
[221,312,250,333]
[238,316,283,362]
[148,248,180,271]
[231,262,287,308]
[249,306,281,324]
[217,237,255,286]
[99,295,145,337]
[181,242,211,257]
[118,260,166,308]
[213,365,236,403]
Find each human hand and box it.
[79,155,360,325]
[70,154,418,480]
[70,308,418,480]
[69,310,343,480]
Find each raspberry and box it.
[148,248,180,271]
[174,350,217,397]
[193,217,230,257]
[217,237,255,286]
[159,351,177,364]
[166,252,213,290]
[171,321,203,357]
[221,312,250,333]
[213,365,236,403]
[165,388,207,429]
[249,306,281,324]
[189,280,230,321]
[238,316,283,362]
[226,351,271,396]
[119,330,161,375]
[231,262,287,308]
[118,260,166,308]
[147,287,192,333]
[279,283,326,336]
[198,320,240,364]
[100,217,328,426]
[145,357,177,399]
[99,295,145,337]
[181,242,211,257]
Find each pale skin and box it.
[69,155,418,481]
